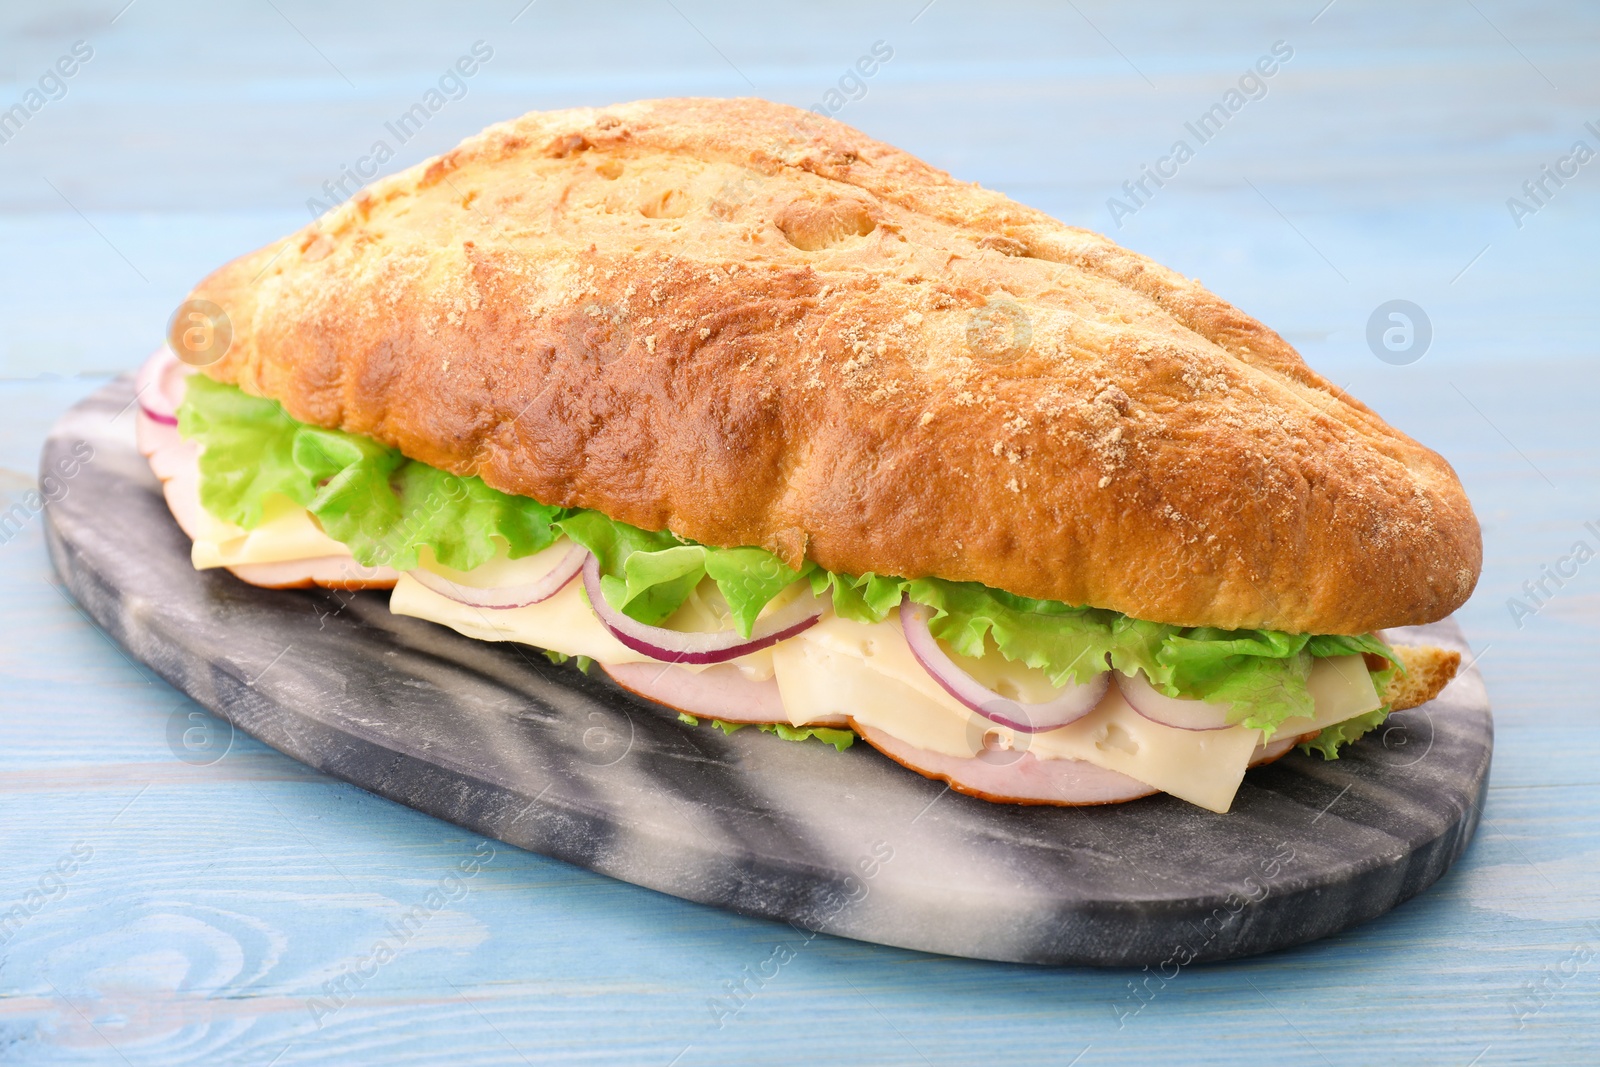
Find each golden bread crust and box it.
[190,97,1480,632]
[1382,644,1461,711]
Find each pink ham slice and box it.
[225,555,397,589]
[853,722,1159,806]
[856,724,1317,806]
[157,449,208,543]
[601,661,847,726]
[138,410,200,482]
[1251,735,1300,766]
[136,410,186,460]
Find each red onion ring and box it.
[580,554,821,665]
[134,348,192,426]
[899,599,1108,733]
[408,545,586,610]
[1116,671,1233,731]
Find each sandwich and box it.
[134,98,1478,814]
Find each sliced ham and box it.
[136,410,185,459]
[1250,735,1300,766]
[159,455,208,542]
[602,661,847,726]
[861,724,1315,808]
[138,410,199,483]
[853,722,1159,806]
[225,556,397,590]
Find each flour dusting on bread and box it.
[188,97,1481,634]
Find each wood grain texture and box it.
[2,1,1598,1064]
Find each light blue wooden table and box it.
[3,2,1597,1063]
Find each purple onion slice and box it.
[1115,670,1233,731]
[581,554,821,665]
[899,598,1108,734]
[408,544,587,610]
[135,347,189,426]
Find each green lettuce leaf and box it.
[178,375,562,571]
[180,375,316,526]
[809,570,909,623]
[1150,629,1315,731]
[1298,706,1392,760]
[556,511,807,636]
[1307,632,1405,674]
[760,722,856,751]
[809,570,1176,687]
[705,547,815,635]
[676,713,855,751]
[905,578,1175,688]
[542,650,594,674]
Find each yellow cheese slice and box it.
[388,573,777,682]
[392,574,647,664]
[185,490,353,569]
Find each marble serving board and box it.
[42,379,1492,967]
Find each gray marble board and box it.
[42,378,1493,967]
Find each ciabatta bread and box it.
[188,97,1480,634]
[1383,644,1462,711]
